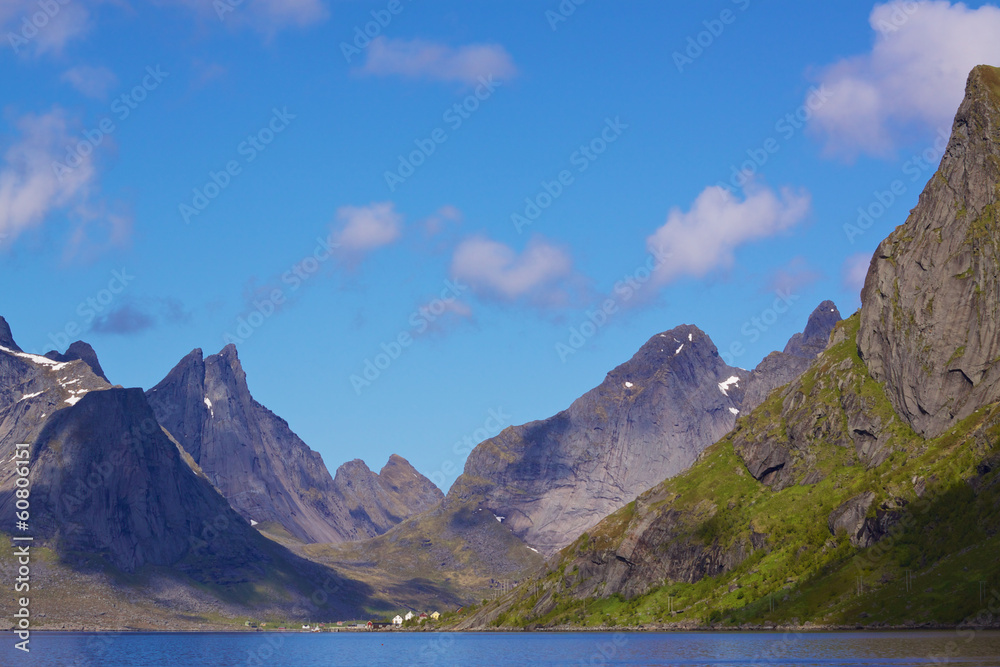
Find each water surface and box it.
[2,630,999,666]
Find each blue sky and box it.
[3,0,1000,490]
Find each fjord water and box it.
[4,631,1000,666]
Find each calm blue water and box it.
[2,631,1000,666]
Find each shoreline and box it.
[6,624,1000,634]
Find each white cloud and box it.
[0,109,96,244]
[424,204,462,236]
[1,0,91,56]
[332,202,402,255]
[809,1,1000,158]
[61,65,118,99]
[358,37,517,85]
[646,184,811,286]
[451,236,573,304]
[842,252,872,293]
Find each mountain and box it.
[742,300,842,413]
[858,64,1000,438]
[145,345,442,545]
[0,323,377,627]
[448,324,749,556]
[454,65,1000,632]
[44,340,110,382]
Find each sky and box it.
[3,0,1000,492]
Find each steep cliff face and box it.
[449,325,749,556]
[742,301,842,413]
[146,346,441,544]
[859,65,1000,438]
[0,327,257,573]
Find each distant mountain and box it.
[742,300,842,413]
[44,340,110,382]
[145,345,442,544]
[0,322,372,625]
[449,324,750,556]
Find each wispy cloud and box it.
[2,0,91,57]
[0,107,129,255]
[763,256,823,295]
[357,37,517,85]
[646,184,811,287]
[808,1,1000,159]
[332,202,403,258]
[60,65,118,99]
[451,235,575,306]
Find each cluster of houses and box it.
[385,610,441,627]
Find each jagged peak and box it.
[784,300,842,359]
[44,341,110,382]
[0,316,23,352]
[969,64,1000,106]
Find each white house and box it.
[404,611,415,621]
[392,615,403,626]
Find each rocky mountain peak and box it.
[44,341,110,382]
[0,315,23,352]
[784,300,842,358]
[146,346,443,544]
[742,300,842,414]
[858,64,1000,438]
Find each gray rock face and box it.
[0,316,22,352]
[858,65,1000,438]
[828,492,876,543]
[742,301,842,413]
[450,325,749,556]
[0,324,258,573]
[146,345,442,544]
[332,454,444,532]
[44,341,110,382]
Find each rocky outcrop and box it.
[828,492,876,543]
[742,301,842,413]
[0,316,22,352]
[146,345,441,544]
[858,65,1000,438]
[449,325,749,556]
[45,340,110,382]
[332,454,443,533]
